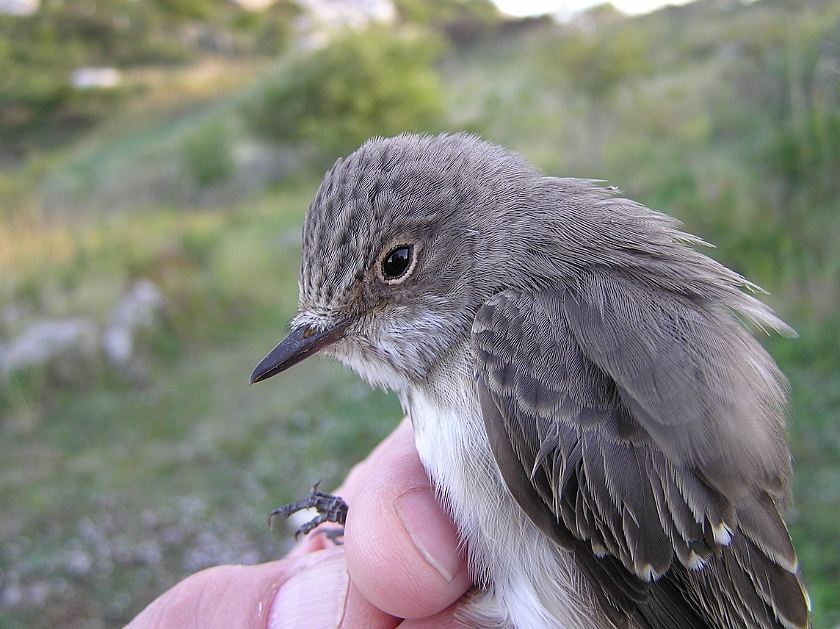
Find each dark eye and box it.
[382,245,412,280]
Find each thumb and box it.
[125,548,397,629]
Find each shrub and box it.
[538,20,651,101]
[242,27,446,159]
[181,118,236,187]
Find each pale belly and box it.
[402,382,602,629]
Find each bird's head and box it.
[250,133,539,390]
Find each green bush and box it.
[242,27,446,159]
[393,0,499,26]
[767,111,840,200]
[393,0,501,44]
[181,118,236,187]
[540,19,652,100]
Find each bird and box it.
[250,132,811,629]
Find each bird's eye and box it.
[382,245,413,281]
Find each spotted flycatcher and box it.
[251,133,810,629]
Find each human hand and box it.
[123,417,473,628]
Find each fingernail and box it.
[268,550,348,629]
[394,486,463,583]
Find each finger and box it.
[268,550,397,629]
[343,419,473,620]
[339,582,401,629]
[125,558,303,629]
[124,549,396,629]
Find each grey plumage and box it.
[252,133,811,629]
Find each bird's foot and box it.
[269,481,348,544]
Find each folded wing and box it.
[472,276,810,629]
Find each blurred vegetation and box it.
[0,0,298,160]
[1,0,840,627]
[393,0,501,42]
[242,27,447,162]
[544,8,651,99]
[181,117,236,186]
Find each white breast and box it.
[402,359,603,629]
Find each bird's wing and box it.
[472,277,810,629]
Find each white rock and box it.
[71,67,122,90]
[103,280,165,368]
[0,318,98,374]
[0,0,38,16]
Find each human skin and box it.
[123,418,474,629]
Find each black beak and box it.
[249,319,352,385]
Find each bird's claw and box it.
[269,481,349,545]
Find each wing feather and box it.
[472,282,810,629]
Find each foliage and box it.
[545,16,652,99]
[242,27,446,160]
[393,0,501,44]
[760,15,840,209]
[394,0,499,25]
[0,0,295,159]
[768,109,840,204]
[181,118,236,187]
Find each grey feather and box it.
[473,283,809,629]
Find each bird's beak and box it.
[249,319,352,385]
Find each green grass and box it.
[0,336,402,627]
